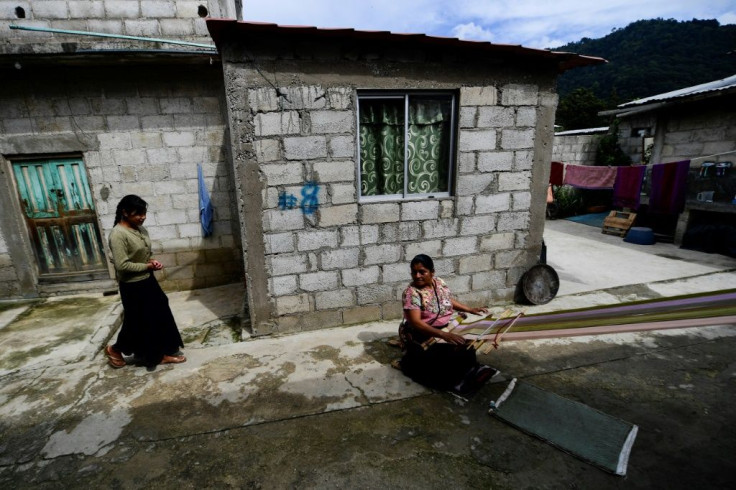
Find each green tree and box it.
[555,88,607,130]
[595,120,632,167]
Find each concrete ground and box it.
[0,219,734,489]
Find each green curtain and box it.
[359,99,405,196]
[407,98,450,194]
[360,96,451,197]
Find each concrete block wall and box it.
[551,133,600,165]
[0,64,241,297]
[0,0,235,53]
[235,78,552,334]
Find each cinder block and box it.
[458,255,493,274]
[311,110,354,134]
[327,87,353,109]
[472,270,506,290]
[422,218,458,239]
[263,209,304,232]
[280,86,327,110]
[341,266,379,287]
[343,306,382,325]
[364,244,401,265]
[475,193,510,214]
[460,86,497,106]
[299,271,339,292]
[276,294,311,315]
[501,129,535,150]
[459,129,497,152]
[313,160,354,182]
[253,111,300,136]
[357,284,394,305]
[141,1,176,17]
[272,275,298,296]
[501,84,539,106]
[297,230,339,251]
[514,150,534,171]
[512,191,531,211]
[442,275,471,294]
[162,131,196,147]
[459,107,477,128]
[496,212,530,231]
[315,289,355,310]
[361,202,400,224]
[405,240,441,259]
[248,88,279,112]
[340,226,360,247]
[498,171,531,191]
[284,136,328,160]
[477,106,514,128]
[318,204,358,227]
[329,183,355,205]
[270,254,309,276]
[107,115,140,131]
[105,1,140,18]
[253,139,281,162]
[516,107,537,127]
[494,250,525,268]
[32,1,68,19]
[455,173,493,196]
[328,135,356,158]
[458,152,476,173]
[460,215,496,235]
[401,200,439,221]
[382,262,409,284]
[262,163,303,186]
[69,1,104,18]
[264,232,295,254]
[477,151,514,172]
[442,236,478,256]
[398,221,422,241]
[97,133,131,150]
[321,248,360,270]
[159,19,195,36]
[160,97,193,115]
[124,19,160,36]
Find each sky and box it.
[240,0,736,49]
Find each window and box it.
[357,92,456,200]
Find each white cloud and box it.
[239,0,736,49]
[450,22,495,41]
[718,11,736,24]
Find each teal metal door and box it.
[12,158,107,279]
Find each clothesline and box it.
[550,160,690,214]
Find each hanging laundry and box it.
[612,165,646,210]
[649,160,690,215]
[549,161,564,186]
[198,163,214,237]
[563,164,616,189]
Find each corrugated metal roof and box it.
[618,74,736,108]
[555,126,609,136]
[205,19,605,72]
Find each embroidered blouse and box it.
[108,224,153,283]
[402,277,454,327]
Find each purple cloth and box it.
[549,161,564,186]
[613,165,646,210]
[563,164,616,189]
[649,160,690,214]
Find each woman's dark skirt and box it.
[398,323,477,391]
[113,273,184,367]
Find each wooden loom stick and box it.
[481,311,525,354]
[470,309,513,350]
[421,322,457,350]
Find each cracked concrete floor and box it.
[1,321,735,489]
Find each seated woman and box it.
[397,254,498,393]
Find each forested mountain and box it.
[553,18,736,129]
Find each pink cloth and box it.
[549,161,564,186]
[563,165,617,189]
[613,165,646,210]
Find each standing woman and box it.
[397,254,497,392]
[104,195,186,369]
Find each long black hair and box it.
[410,254,434,272]
[114,194,148,225]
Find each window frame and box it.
[356,90,457,202]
